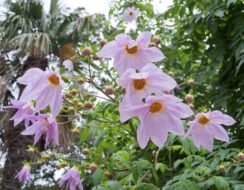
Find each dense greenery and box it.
[0,0,243,189]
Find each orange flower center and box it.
[129,12,133,16]
[198,115,210,125]
[149,102,164,113]
[43,118,49,124]
[48,74,60,86]
[125,45,138,54]
[133,79,147,90]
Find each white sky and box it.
[0,0,173,19]
[43,0,173,15]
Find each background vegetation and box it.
[0,0,243,189]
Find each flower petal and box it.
[17,68,43,85]
[192,127,214,151]
[97,41,119,58]
[148,115,168,148]
[210,110,236,126]
[142,47,165,62]
[137,123,150,149]
[50,87,63,116]
[136,32,151,47]
[162,113,185,136]
[207,123,229,143]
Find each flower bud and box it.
[168,71,174,76]
[238,152,244,160]
[77,102,83,108]
[82,148,89,155]
[78,78,85,85]
[149,43,156,47]
[84,101,93,110]
[68,106,76,113]
[92,54,100,61]
[104,171,112,179]
[185,94,194,103]
[72,98,80,105]
[104,86,114,95]
[99,39,107,47]
[89,163,97,173]
[26,146,36,155]
[65,93,72,99]
[153,36,161,44]
[55,162,63,170]
[187,79,195,87]
[71,128,80,136]
[41,153,52,161]
[71,89,78,96]
[122,88,126,94]
[189,103,194,110]
[219,165,225,172]
[81,47,92,56]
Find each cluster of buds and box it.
[104,86,114,95]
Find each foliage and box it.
[0,0,243,189]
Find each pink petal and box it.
[162,113,185,136]
[97,41,119,58]
[21,122,40,136]
[127,40,137,48]
[17,68,43,85]
[126,104,149,119]
[34,125,46,145]
[119,98,132,122]
[117,68,135,87]
[137,123,150,149]
[35,86,53,112]
[207,123,229,143]
[115,33,131,44]
[148,115,168,148]
[142,47,165,62]
[50,87,63,116]
[20,81,47,102]
[210,110,236,126]
[136,32,151,47]
[192,127,214,151]
[166,102,193,118]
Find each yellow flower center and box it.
[133,79,147,90]
[48,74,60,86]
[125,45,138,54]
[129,12,133,16]
[198,115,210,125]
[149,102,164,113]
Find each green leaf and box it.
[79,128,90,143]
[92,168,104,186]
[155,163,167,173]
[134,183,160,190]
[212,176,230,190]
[107,181,120,190]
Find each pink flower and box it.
[97,32,165,75]
[123,7,138,22]
[16,163,31,183]
[5,100,35,127]
[21,114,59,147]
[118,64,177,122]
[63,59,74,71]
[17,68,64,116]
[122,95,193,149]
[59,167,83,190]
[186,111,236,151]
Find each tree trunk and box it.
[1,56,48,190]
